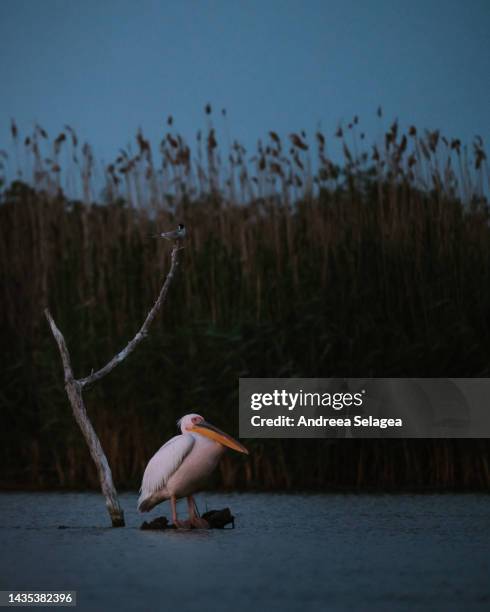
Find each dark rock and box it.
[139,508,235,530]
[140,516,169,530]
[202,508,235,529]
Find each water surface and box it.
[0,493,489,611]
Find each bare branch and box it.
[79,244,182,388]
[44,308,125,527]
[65,380,125,527]
[44,308,75,384]
[44,242,183,527]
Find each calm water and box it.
[0,493,489,611]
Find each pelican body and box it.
[138,413,248,527]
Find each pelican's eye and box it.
[191,416,200,424]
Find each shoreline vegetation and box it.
[1,107,490,491]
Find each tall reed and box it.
[0,109,489,490]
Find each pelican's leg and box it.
[187,495,210,529]
[171,495,190,529]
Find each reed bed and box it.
[1,108,489,490]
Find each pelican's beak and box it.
[191,421,249,454]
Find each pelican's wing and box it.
[138,434,195,509]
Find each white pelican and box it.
[138,413,248,527]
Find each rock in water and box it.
[202,508,234,529]
[140,516,169,530]
[139,508,234,530]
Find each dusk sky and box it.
[0,0,489,171]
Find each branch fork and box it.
[45,244,182,526]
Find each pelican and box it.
[138,413,248,528]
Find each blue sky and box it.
[0,0,489,170]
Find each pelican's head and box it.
[177,413,249,454]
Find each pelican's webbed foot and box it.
[173,519,192,529]
[187,495,210,529]
[190,516,210,529]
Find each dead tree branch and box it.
[79,245,182,388]
[45,244,182,527]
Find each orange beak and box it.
[190,421,249,454]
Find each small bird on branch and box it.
[151,223,186,241]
